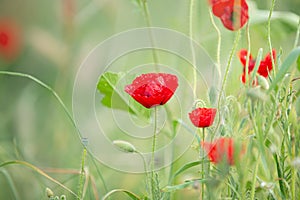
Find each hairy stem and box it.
[189,0,197,98]
[151,106,158,199]
[201,128,205,200]
[142,0,159,71]
[214,31,241,136]
[209,10,222,82]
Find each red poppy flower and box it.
[125,73,178,108]
[238,49,276,83]
[189,107,217,128]
[201,138,235,165]
[0,19,22,60]
[209,0,249,31]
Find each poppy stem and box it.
[214,31,241,139]
[201,128,205,200]
[189,0,197,98]
[209,10,222,82]
[151,106,158,198]
[141,0,159,71]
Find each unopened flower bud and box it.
[46,188,54,198]
[113,140,137,153]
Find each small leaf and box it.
[251,48,263,82]
[113,140,137,153]
[97,72,151,120]
[269,47,300,91]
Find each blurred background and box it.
[0,0,299,199]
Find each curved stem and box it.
[0,160,79,198]
[209,10,222,82]
[0,71,108,194]
[0,71,77,134]
[189,0,197,98]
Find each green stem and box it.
[245,22,251,86]
[201,128,205,200]
[267,0,276,74]
[215,31,241,136]
[151,106,158,199]
[77,148,87,199]
[209,10,222,81]
[0,71,77,134]
[89,151,108,193]
[0,160,79,198]
[0,170,20,200]
[189,0,197,98]
[0,71,108,194]
[141,0,159,71]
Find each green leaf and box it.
[97,72,150,120]
[296,96,300,117]
[162,179,207,193]
[102,189,141,200]
[269,47,300,91]
[170,160,209,182]
[251,48,263,82]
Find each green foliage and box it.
[97,71,151,121]
[269,47,300,91]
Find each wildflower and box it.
[189,107,217,128]
[125,73,178,108]
[0,19,21,60]
[201,138,235,165]
[238,49,276,83]
[209,0,249,31]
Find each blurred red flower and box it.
[202,138,235,165]
[0,19,22,60]
[238,49,276,83]
[209,0,249,31]
[125,73,178,108]
[189,107,217,128]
